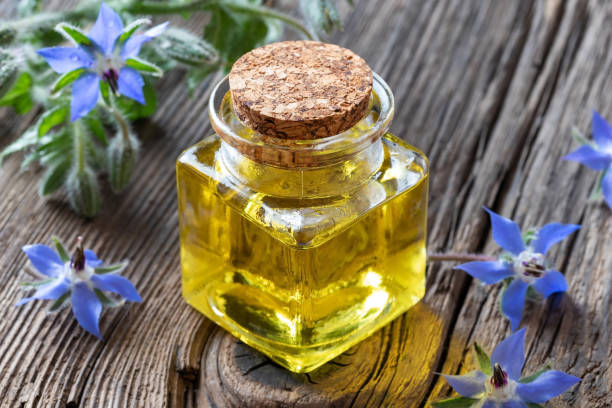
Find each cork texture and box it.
[229,41,373,140]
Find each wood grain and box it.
[0,0,610,407]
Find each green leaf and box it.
[204,3,269,70]
[94,289,126,308]
[115,80,156,120]
[38,105,69,137]
[119,18,151,43]
[0,72,33,114]
[100,81,111,106]
[520,364,552,383]
[158,27,219,67]
[48,291,71,312]
[85,115,108,145]
[52,68,85,93]
[125,58,163,77]
[431,397,479,408]
[39,159,71,196]
[51,236,70,263]
[571,126,592,146]
[55,23,91,46]
[473,343,492,376]
[526,404,546,408]
[20,278,54,288]
[0,126,37,165]
[95,261,128,274]
[0,53,19,99]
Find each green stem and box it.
[73,120,86,173]
[108,102,131,141]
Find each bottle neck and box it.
[219,136,384,198]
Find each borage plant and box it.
[0,0,350,217]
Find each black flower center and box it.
[491,363,508,388]
[103,68,119,94]
[521,260,545,278]
[70,237,85,272]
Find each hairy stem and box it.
[73,120,86,173]
[108,103,131,141]
[427,253,497,263]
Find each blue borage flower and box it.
[37,2,168,121]
[564,111,612,209]
[17,237,140,340]
[434,329,580,408]
[455,207,579,331]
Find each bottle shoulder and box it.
[177,134,428,248]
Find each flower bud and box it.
[108,132,140,193]
[66,166,102,217]
[0,25,16,46]
[0,53,18,99]
[157,28,219,67]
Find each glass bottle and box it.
[176,41,429,373]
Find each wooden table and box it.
[1,0,609,406]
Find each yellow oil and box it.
[176,94,428,373]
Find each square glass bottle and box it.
[177,41,429,373]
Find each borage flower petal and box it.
[84,249,103,266]
[501,280,529,332]
[516,371,581,403]
[454,261,514,284]
[117,67,145,104]
[483,207,525,255]
[36,47,93,74]
[71,73,100,121]
[532,270,567,298]
[121,22,169,59]
[532,223,580,255]
[442,370,487,398]
[15,278,70,306]
[562,145,612,171]
[91,274,141,302]
[72,282,103,339]
[490,328,525,381]
[88,2,124,55]
[592,111,612,151]
[22,244,64,277]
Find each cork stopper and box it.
[229,41,373,140]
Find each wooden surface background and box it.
[1,0,610,406]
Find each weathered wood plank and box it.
[0,0,609,407]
